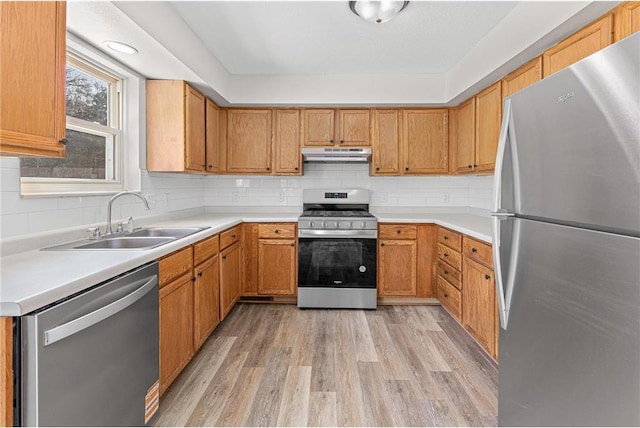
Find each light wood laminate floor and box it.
[155,304,498,427]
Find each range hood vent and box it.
[302,147,372,163]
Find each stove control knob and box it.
[322,221,328,228]
[360,222,367,229]
[309,221,314,228]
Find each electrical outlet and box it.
[278,191,285,203]
[443,192,450,203]
[232,191,240,203]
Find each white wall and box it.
[204,163,493,211]
[0,157,206,239]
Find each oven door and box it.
[298,235,376,289]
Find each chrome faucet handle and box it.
[116,222,125,233]
[87,227,102,240]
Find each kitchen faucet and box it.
[105,191,150,235]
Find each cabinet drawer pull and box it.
[444,270,448,275]
[290,243,295,247]
[396,230,401,234]
[472,248,478,253]
[444,253,449,257]
[485,274,491,280]
[232,234,236,238]
[380,243,385,247]
[275,229,279,234]
[444,236,448,240]
[198,272,203,277]
[444,293,449,298]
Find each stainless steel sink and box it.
[42,226,210,251]
[125,227,208,239]
[73,237,174,250]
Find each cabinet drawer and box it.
[379,224,418,240]
[258,223,296,239]
[194,234,219,266]
[437,243,462,271]
[437,227,462,252]
[437,276,462,322]
[463,237,493,268]
[220,225,241,250]
[437,260,461,290]
[159,246,193,287]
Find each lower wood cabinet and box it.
[258,238,297,295]
[220,241,241,320]
[377,224,436,298]
[193,255,220,350]
[159,271,194,395]
[462,257,497,359]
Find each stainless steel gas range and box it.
[297,189,377,309]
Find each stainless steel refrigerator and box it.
[493,33,640,426]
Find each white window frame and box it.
[20,33,142,197]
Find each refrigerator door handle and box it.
[493,216,509,330]
[493,98,512,213]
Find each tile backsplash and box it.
[204,163,494,210]
[1,160,493,240]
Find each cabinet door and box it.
[0,1,66,157]
[159,272,194,395]
[454,98,476,174]
[475,82,501,173]
[378,239,417,296]
[227,109,272,174]
[1,317,12,426]
[185,84,206,172]
[416,224,437,298]
[274,109,302,174]
[241,223,259,296]
[338,109,370,146]
[462,257,497,358]
[193,256,220,351]
[543,14,613,77]
[614,2,640,41]
[501,56,542,99]
[401,109,448,174]
[371,109,401,175]
[220,241,241,320]
[205,98,221,173]
[302,109,335,146]
[258,239,297,295]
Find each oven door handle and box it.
[298,229,378,239]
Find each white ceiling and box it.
[67,1,618,106]
[171,1,518,75]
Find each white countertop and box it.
[0,210,490,316]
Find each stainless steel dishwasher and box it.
[18,262,159,427]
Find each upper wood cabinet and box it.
[543,14,613,77]
[453,98,476,174]
[205,99,222,173]
[338,109,370,146]
[614,2,640,41]
[147,80,206,173]
[474,82,502,173]
[302,109,335,146]
[401,109,448,174]
[302,109,370,147]
[502,56,543,99]
[371,109,401,176]
[274,109,302,175]
[226,109,273,174]
[0,1,66,157]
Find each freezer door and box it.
[499,218,640,426]
[507,33,639,234]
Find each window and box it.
[20,34,141,196]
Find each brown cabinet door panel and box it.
[501,56,542,99]
[401,109,448,174]
[462,258,497,358]
[220,242,241,320]
[258,239,297,295]
[193,256,220,351]
[185,84,206,172]
[371,109,401,175]
[338,109,370,146]
[614,2,640,41]
[475,82,501,173]
[302,109,335,146]
[0,2,66,157]
[274,109,302,174]
[378,239,417,296]
[242,223,259,296]
[454,98,476,174]
[227,109,273,173]
[205,99,221,173]
[159,272,194,395]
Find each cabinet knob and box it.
[376,167,380,171]
[222,256,226,260]
[290,243,295,247]
[330,139,334,143]
[340,140,344,144]
[198,272,203,277]
[274,229,279,234]
[396,230,401,234]
[232,234,236,238]
[468,164,473,169]
[295,167,299,171]
[444,293,449,298]
[444,253,449,258]
[380,243,385,247]
[266,167,270,171]
[208,164,213,168]
[191,277,196,282]
[444,236,448,240]
[444,270,449,275]
[485,274,491,280]
[59,138,68,145]
[405,167,409,171]
[472,248,477,253]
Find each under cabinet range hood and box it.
[301,147,372,163]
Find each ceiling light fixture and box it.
[104,41,139,55]
[349,1,409,24]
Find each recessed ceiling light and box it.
[104,41,139,55]
[349,1,409,24]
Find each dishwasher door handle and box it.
[44,275,157,346]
